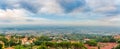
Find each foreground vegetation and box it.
[0,33,119,49]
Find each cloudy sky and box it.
[0,0,120,26]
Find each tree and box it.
[63,42,71,49]
[72,42,87,49]
[86,40,97,46]
[14,45,26,49]
[38,45,48,49]
[0,37,8,47]
[0,44,3,49]
[117,40,120,43]
[38,36,52,41]
[115,44,120,49]
[102,38,110,42]
[57,42,71,49]
[109,38,116,42]
[98,46,100,49]
[34,40,42,45]
[8,39,17,46]
[44,42,56,48]
[57,42,67,49]
[0,41,4,49]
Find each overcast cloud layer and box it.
[0,0,120,26]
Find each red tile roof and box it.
[85,43,117,49]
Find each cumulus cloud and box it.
[0,0,120,26]
[0,0,88,14]
[0,8,52,25]
[85,0,120,14]
[0,9,28,22]
[38,0,63,14]
[107,15,120,22]
[20,0,65,14]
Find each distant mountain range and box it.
[0,25,120,32]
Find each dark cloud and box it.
[0,1,11,10]
[0,0,89,14]
[58,0,86,13]
[19,1,40,13]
